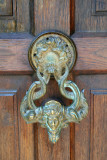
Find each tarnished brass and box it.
[20,31,88,143]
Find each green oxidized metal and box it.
[20,32,88,143]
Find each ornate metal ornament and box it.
[20,31,88,143]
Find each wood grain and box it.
[72,34,107,73]
[0,1,75,159]
[0,0,30,33]
[75,0,107,31]
[0,33,33,73]
[75,76,90,160]
[0,0,107,160]
[75,75,107,160]
[91,89,107,160]
[32,0,72,35]
[0,0,16,32]
[0,76,35,160]
[90,90,107,160]
[17,0,30,32]
[0,0,13,16]
[70,123,75,160]
[0,90,19,160]
[0,33,107,74]
[96,0,107,12]
[70,0,75,34]
[35,125,70,160]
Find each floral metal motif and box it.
[20,32,88,143]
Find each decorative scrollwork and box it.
[20,32,88,143]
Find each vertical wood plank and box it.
[0,76,35,160]
[0,0,16,32]
[17,0,30,32]
[35,125,70,160]
[32,0,72,35]
[0,0,13,16]
[70,123,75,160]
[0,90,19,160]
[75,75,107,160]
[75,0,107,31]
[17,76,35,160]
[96,0,107,11]
[91,90,107,160]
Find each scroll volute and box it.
[20,31,88,143]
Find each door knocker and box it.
[20,31,88,143]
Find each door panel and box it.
[75,0,107,31]
[0,90,19,160]
[0,0,29,32]
[91,91,107,160]
[31,0,73,35]
[0,0,13,16]
[0,0,107,160]
[0,76,34,160]
[95,0,107,12]
[75,75,107,160]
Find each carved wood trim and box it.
[0,0,16,19]
[92,0,107,16]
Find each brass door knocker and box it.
[20,31,88,143]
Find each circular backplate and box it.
[28,31,77,71]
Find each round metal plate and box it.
[28,31,77,72]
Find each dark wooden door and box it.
[0,0,107,160]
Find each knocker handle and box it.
[20,31,88,143]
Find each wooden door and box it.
[0,0,107,160]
